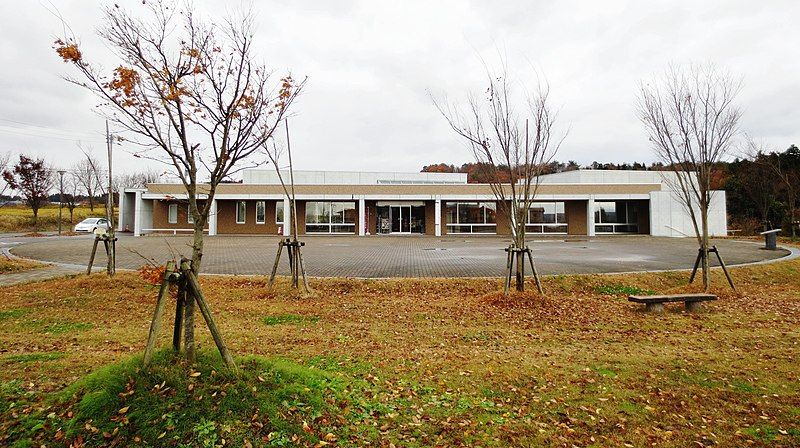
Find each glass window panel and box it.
[615,202,628,223]
[445,202,458,224]
[276,204,284,224]
[331,202,346,223]
[526,224,544,233]
[458,203,482,224]
[595,224,613,233]
[236,201,246,223]
[341,202,357,223]
[168,204,178,224]
[331,224,355,233]
[529,206,545,224]
[627,203,639,223]
[544,224,568,233]
[256,201,266,224]
[305,224,328,233]
[595,202,617,223]
[472,225,496,234]
[556,202,565,223]
[483,202,497,223]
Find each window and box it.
[526,202,568,233]
[445,202,497,234]
[594,201,640,234]
[236,201,246,224]
[276,203,284,224]
[187,205,194,224]
[168,203,178,224]
[256,201,266,224]
[305,201,356,233]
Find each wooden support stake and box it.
[181,261,237,371]
[526,248,544,295]
[712,245,736,291]
[143,261,176,368]
[297,245,311,293]
[86,237,99,275]
[268,241,283,289]
[503,246,513,295]
[689,248,703,284]
[172,280,185,352]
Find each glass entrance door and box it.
[390,205,411,233]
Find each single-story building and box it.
[118,169,727,238]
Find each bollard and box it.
[759,229,781,250]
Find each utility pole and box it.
[105,120,116,276]
[57,169,66,236]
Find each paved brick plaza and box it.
[7,234,791,278]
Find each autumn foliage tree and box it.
[3,155,53,225]
[55,1,304,361]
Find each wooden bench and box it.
[628,293,717,313]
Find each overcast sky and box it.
[0,0,797,177]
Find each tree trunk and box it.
[183,216,205,362]
[88,195,94,212]
[514,222,525,292]
[701,204,710,291]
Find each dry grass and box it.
[0,256,45,273]
[0,204,108,232]
[1,256,799,446]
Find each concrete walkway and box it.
[4,233,794,278]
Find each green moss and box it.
[42,321,93,334]
[595,283,655,296]
[0,353,64,364]
[262,313,319,326]
[0,309,29,321]
[5,350,349,447]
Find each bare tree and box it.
[263,120,310,292]
[55,1,303,361]
[73,150,102,211]
[63,172,79,223]
[434,69,564,294]
[115,168,162,191]
[637,65,742,290]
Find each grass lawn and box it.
[0,254,799,446]
[0,204,108,233]
[0,256,45,273]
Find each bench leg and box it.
[645,303,664,313]
[685,301,702,312]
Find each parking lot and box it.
[5,234,791,278]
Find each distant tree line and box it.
[422,144,800,236]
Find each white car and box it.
[74,217,111,233]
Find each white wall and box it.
[649,190,727,237]
[242,170,467,185]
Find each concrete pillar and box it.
[134,191,142,237]
[358,197,366,236]
[117,191,125,231]
[587,196,596,237]
[282,198,291,236]
[434,198,442,236]
[209,199,218,236]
